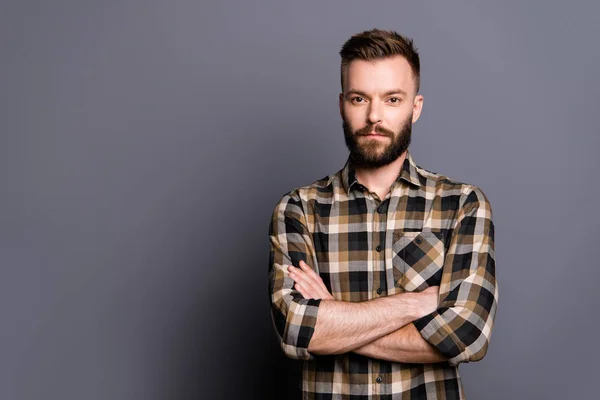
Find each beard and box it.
[343,113,412,169]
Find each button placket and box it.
[371,197,382,300]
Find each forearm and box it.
[353,323,447,363]
[308,293,425,355]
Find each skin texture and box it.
[285,55,447,363]
[289,261,446,363]
[288,262,438,355]
[339,55,423,200]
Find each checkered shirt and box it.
[268,151,498,399]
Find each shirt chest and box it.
[307,193,454,301]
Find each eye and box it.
[351,96,365,103]
[388,97,401,103]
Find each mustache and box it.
[356,124,394,137]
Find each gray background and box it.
[1,0,599,399]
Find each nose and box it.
[367,102,382,125]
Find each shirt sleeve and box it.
[268,191,321,360]
[413,186,498,366]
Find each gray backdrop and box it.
[2,1,599,399]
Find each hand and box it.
[287,260,334,300]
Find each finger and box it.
[299,260,323,280]
[287,265,298,277]
[424,285,440,293]
[301,274,332,300]
[293,272,323,297]
[291,262,333,300]
[293,281,308,298]
[298,261,324,286]
[288,266,307,284]
[294,281,318,299]
[290,264,319,289]
[298,261,332,298]
[296,280,333,301]
[288,264,307,277]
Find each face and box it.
[339,55,423,169]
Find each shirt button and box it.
[415,237,423,244]
[376,376,382,383]
[376,245,381,252]
[377,288,383,295]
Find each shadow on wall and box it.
[269,330,303,400]
[151,268,301,399]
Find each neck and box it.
[354,151,407,199]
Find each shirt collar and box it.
[341,151,422,195]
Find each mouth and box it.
[363,133,388,138]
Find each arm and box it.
[288,186,497,365]
[411,186,498,366]
[268,192,319,360]
[290,261,445,363]
[269,192,436,359]
[305,287,436,355]
[352,323,447,363]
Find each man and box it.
[268,28,498,399]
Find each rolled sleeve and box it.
[413,186,498,366]
[268,191,321,360]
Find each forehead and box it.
[345,55,415,95]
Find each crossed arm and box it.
[269,187,497,365]
[288,260,447,363]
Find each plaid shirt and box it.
[268,151,498,399]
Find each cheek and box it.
[387,108,412,126]
[343,106,366,123]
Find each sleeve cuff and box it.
[413,309,467,366]
[280,297,322,360]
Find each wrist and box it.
[407,292,428,320]
[389,292,426,321]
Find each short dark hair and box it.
[339,28,420,93]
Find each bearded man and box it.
[268,28,498,400]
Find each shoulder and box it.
[415,163,493,212]
[275,170,340,206]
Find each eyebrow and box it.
[345,88,407,98]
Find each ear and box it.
[411,94,424,124]
[338,92,344,119]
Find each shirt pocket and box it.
[391,230,445,292]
